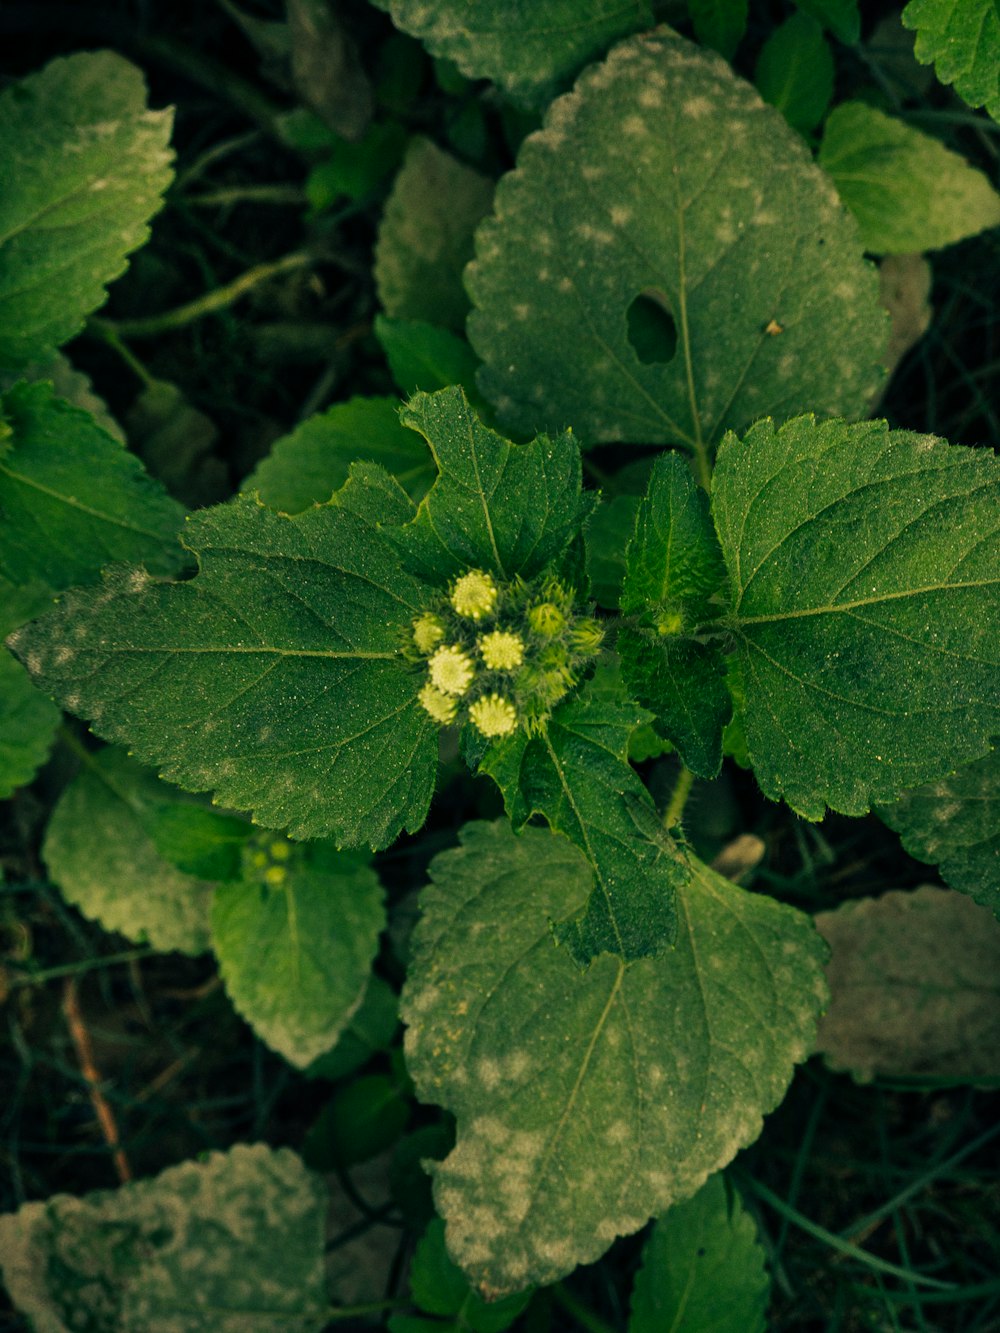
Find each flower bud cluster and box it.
[407,568,603,739]
[244,831,293,888]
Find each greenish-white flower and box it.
[419,681,459,724]
[451,569,498,620]
[412,612,445,654]
[469,693,518,738]
[429,645,475,696]
[479,629,525,671]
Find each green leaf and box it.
[245,394,434,514]
[793,0,860,44]
[409,1220,531,1332]
[902,0,1000,121]
[0,647,60,798]
[375,137,494,333]
[307,973,399,1080]
[712,416,1000,819]
[0,51,173,372]
[877,752,1000,915]
[815,886,1000,1083]
[395,386,595,584]
[481,667,686,963]
[305,1072,410,1167]
[212,839,384,1068]
[629,1175,770,1333]
[819,101,1000,253]
[376,315,484,401]
[402,820,827,1295]
[586,493,640,608]
[686,0,748,60]
[0,1144,329,1333]
[5,351,124,440]
[379,0,653,105]
[9,494,439,847]
[0,382,187,588]
[618,454,731,776]
[43,747,214,954]
[142,802,253,880]
[755,14,835,135]
[467,27,887,450]
[305,119,407,208]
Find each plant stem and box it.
[324,1299,409,1320]
[87,322,154,387]
[185,185,307,208]
[663,765,695,828]
[90,251,312,339]
[551,1283,618,1333]
[10,949,155,987]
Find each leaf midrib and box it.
[732,576,1000,626]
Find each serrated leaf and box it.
[395,386,595,584]
[0,51,173,372]
[6,351,124,440]
[712,416,1000,818]
[755,13,834,134]
[0,1144,329,1333]
[902,0,1000,121]
[375,138,494,333]
[481,667,685,963]
[43,747,214,954]
[379,0,652,105]
[618,454,731,775]
[212,841,384,1068]
[375,315,484,401]
[820,102,1000,254]
[9,494,438,846]
[245,394,434,514]
[0,382,187,588]
[815,886,1000,1082]
[0,648,60,798]
[793,0,860,43]
[467,28,887,450]
[402,820,827,1295]
[687,0,748,59]
[629,1174,770,1333]
[877,752,1000,915]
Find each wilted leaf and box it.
[815,886,1000,1082]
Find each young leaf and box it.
[402,820,827,1296]
[0,382,188,588]
[755,14,835,135]
[467,27,887,449]
[212,840,384,1069]
[618,453,731,776]
[877,752,1000,916]
[375,137,495,333]
[815,886,1000,1082]
[9,495,439,846]
[686,0,748,60]
[377,0,653,106]
[819,102,1000,253]
[0,1144,330,1332]
[0,51,173,372]
[629,1174,770,1333]
[480,667,685,963]
[902,0,1000,121]
[376,315,484,401]
[245,394,434,513]
[43,747,215,955]
[395,386,595,584]
[712,416,1000,819]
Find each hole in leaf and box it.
[626,290,678,364]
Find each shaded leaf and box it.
[125,379,226,510]
[245,394,434,513]
[467,28,887,449]
[288,0,373,141]
[213,840,384,1068]
[0,648,60,798]
[878,751,1000,915]
[142,802,253,880]
[755,14,834,134]
[481,666,685,963]
[815,886,1000,1082]
[819,102,1000,253]
[0,382,187,589]
[43,747,214,955]
[0,51,173,372]
[877,254,933,394]
[9,494,438,846]
[586,493,639,608]
[7,352,123,440]
[307,973,399,1080]
[902,0,1000,121]
[0,1144,329,1333]
[687,0,748,60]
[379,0,653,105]
[408,1220,530,1331]
[713,416,1000,818]
[793,0,860,44]
[305,1072,409,1168]
[402,821,827,1295]
[629,1174,769,1333]
[375,138,494,333]
[395,386,594,584]
[376,315,484,401]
